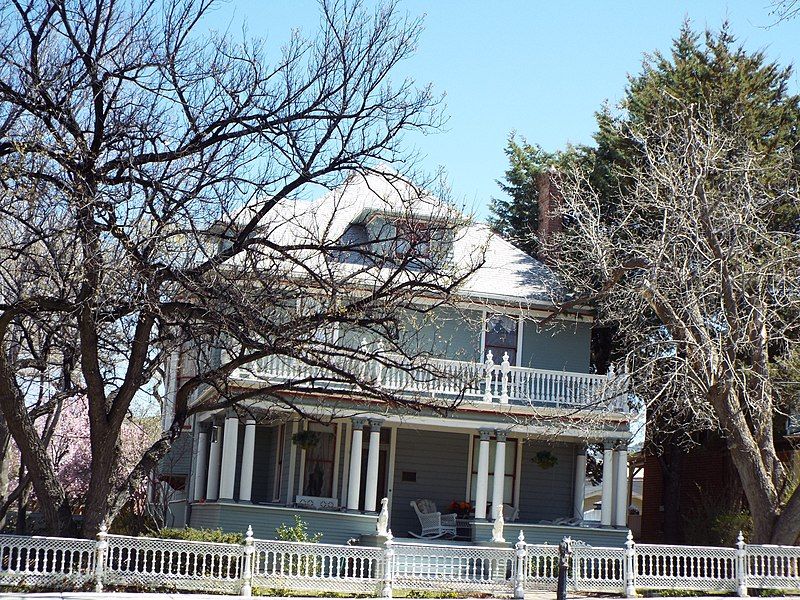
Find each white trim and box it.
[332,421,342,503]
[341,420,352,507]
[455,298,595,323]
[516,314,524,367]
[286,420,299,505]
[479,309,487,359]
[386,426,397,515]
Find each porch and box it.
[184,411,632,547]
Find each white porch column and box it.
[346,418,366,511]
[219,414,239,500]
[600,440,614,526]
[474,428,492,520]
[491,431,507,519]
[364,419,383,513]
[239,419,257,503]
[573,445,588,520]
[614,443,629,527]
[206,424,222,501]
[192,430,209,501]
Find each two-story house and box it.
[156,169,634,547]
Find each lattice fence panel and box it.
[252,539,383,594]
[104,534,242,593]
[572,545,625,593]
[746,545,800,591]
[0,534,95,589]
[392,541,515,594]
[635,544,737,592]
[522,544,560,591]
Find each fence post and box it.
[513,530,527,599]
[241,525,255,597]
[736,530,748,597]
[382,530,394,599]
[624,529,636,598]
[557,536,573,600]
[94,522,108,593]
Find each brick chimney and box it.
[536,166,562,262]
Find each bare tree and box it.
[0,0,486,537]
[552,98,800,543]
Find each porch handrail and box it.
[232,351,631,412]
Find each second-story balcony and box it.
[231,350,631,413]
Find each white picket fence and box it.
[1,527,799,597]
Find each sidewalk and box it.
[2,594,800,600]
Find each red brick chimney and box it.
[536,166,562,262]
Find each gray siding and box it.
[390,429,469,537]
[189,503,376,545]
[472,521,628,547]
[521,320,591,372]
[404,307,482,362]
[517,442,575,522]
[159,430,193,476]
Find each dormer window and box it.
[394,219,435,261]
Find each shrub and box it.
[275,516,322,543]
[151,526,243,544]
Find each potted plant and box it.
[534,450,558,470]
[292,429,320,450]
[448,500,472,517]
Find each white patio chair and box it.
[502,503,519,522]
[409,499,457,539]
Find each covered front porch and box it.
[184,409,632,547]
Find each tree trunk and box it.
[659,443,683,544]
[81,423,123,538]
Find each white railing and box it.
[252,538,383,594]
[392,540,513,594]
[103,533,244,594]
[3,527,798,597]
[0,534,95,588]
[635,543,737,592]
[234,350,630,412]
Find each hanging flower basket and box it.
[534,450,558,470]
[292,430,320,450]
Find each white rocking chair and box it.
[409,499,457,539]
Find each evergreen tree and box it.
[491,22,800,543]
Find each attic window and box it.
[393,219,436,261]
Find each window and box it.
[484,314,519,365]
[469,436,517,506]
[394,219,435,261]
[303,423,336,498]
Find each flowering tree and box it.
[0,397,155,531]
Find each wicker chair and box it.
[409,499,457,539]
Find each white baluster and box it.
[483,351,494,403]
[500,353,510,404]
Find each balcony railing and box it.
[231,350,630,412]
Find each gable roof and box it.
[229,168,566,309]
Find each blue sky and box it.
[208,1,800,220]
